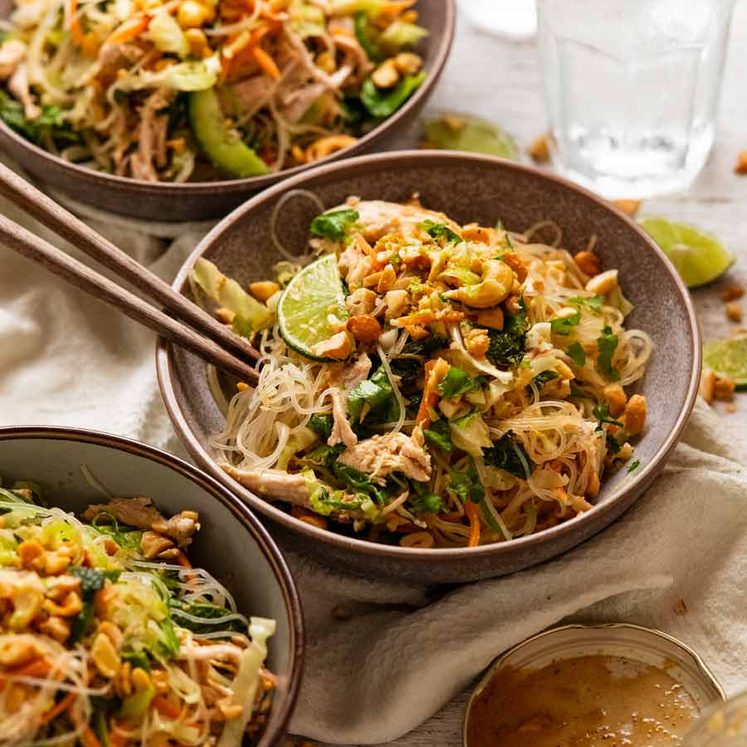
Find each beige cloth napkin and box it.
[1,182,747,745]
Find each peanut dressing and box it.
[466,654,700,747]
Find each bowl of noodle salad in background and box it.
[0,426,304,746]
[157,151,700,584]
[0,0,454,221]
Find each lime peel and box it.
[703,336,747,390]
[639,216,734,289]
[278,254,349,361]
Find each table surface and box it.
[311,2,747,745]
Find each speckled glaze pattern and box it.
[0,0,454,221]
[0,426,304,747]
[157,151,701,584]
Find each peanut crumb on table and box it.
[735,150,747,174]
[612,199,642,217]
[721,284,745,302]
[528,133,551,163]
[725,301,743,323]
[674,598,688,616]
[700,368,736,404]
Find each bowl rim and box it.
[461,622,727,747]
[0,0,455,194]
[0,424,305,747]
[157,148,702,568]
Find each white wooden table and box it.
[313,2,747,745]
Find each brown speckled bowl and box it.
[0,426,304,746]
[0,0,454,221]
[157,150,700,584]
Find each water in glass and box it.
[537,0,735,197]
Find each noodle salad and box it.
[192,197,653,549]
[0,483,275,745]
[0,0,427,181]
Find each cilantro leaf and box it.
[628,459,641,473]
[569,295,605,311]
[527,370,559,393]
[597,325,621,381]
[592,402,623,428]
[566,342,586,366]
[447,462,485,504]
[409,489,445,514]
[551,311,581,335]
[310,209,359,241]
[483,433,534,479]
[421,219,461,244]
[347,367,397,422]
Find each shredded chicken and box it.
[338,432,432,483]
[344,199,461,243]
[0,39,25,80]
[329,389,357,447]
[9,64,40,119]
[323,353,371,447]
[83,496,163,530]
[129,89,172,182]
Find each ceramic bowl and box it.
[0,426,304,747]
[157,150,700,584]
[463,624,725,747]
[0,0,454,221]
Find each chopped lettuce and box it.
[438,366,483,398]
[379,20,428,52]
[423,419,452,452]
[360,71,426,118]
[192,258,273,336]
[147,11,189,57]
[483,433,534,479]
[449,412,492,457]
[347,366,397,423]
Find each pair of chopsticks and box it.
[0,162,259,384]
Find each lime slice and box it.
[278,254,349,361]
[424,113,518,160]
[704,336,747,390]
[639,217,734,288]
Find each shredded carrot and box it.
[252,45,281,79]
[465,501,481,548]
[106,15,150,46]
[416,357,450,428]
[174,549,193,569]
[153,695,181,719]
[40,692,76,726]
[13,659,51,678]
[68,0,84,43]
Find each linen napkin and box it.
[1,178,746,746]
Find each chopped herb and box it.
[606,432,622,453]
[592,402,624,428]
[170,599,245,634]
[423,419,453,452]
[628,459,641,473]
[421,219,461,244]
[597,325,621,381]
[438,367,483,398]
[332,461,389,504]
[569,295,605,311]
[410,488,445,514]
[486,300,529,367]
[447,462,485,504]
[550,311,581,335]
[309,208,359,241]
[308,414,334,441]
[0,91,82,148]
[566,342,586,366]
[347,366,397,422]
[527,370,559,393]
[483,433,534,479]
[69,567,120,643]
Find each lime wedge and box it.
[703,336,747,390]
[639,217,734,288]
[278,254,349,361]
[424,113,518,160]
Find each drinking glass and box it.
[460,0,536,40]
[683,691,747,746]
[536,0,735,198]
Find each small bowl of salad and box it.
[0,0,454,220]
[0,425,304,746]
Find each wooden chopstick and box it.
[0,161,259,365]
[0,211,258,384]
